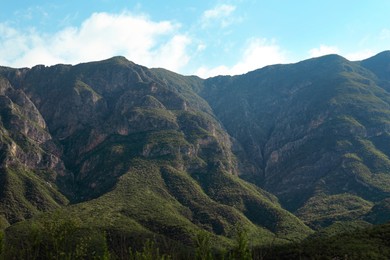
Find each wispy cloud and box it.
[14,5,50,21]
[0,12,192,72]
[195,38,288,77]
[308,45,340,58]
[308,44,376,61]
[0,8,384,77]
[345,50,375,61]
[201,4,237,28]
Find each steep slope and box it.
[0,75,68,228]
[361,50,390,82]
[201,54,390,228]
[0,57,312,253]
[3,51,390,254]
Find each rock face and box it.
[200,52,390,227]
[1,51,390,245]
[0,57,312,246]
[1,57,239,202]
[0,75,68,227]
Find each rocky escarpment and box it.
[2,57,237,201]
[2,51,390,250]
[200,52,390,227]
[0,57,312,248]
[0,75,68,227]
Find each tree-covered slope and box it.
[201,53,390,228]
[2,51,390,257]
[0,57,312,255]
[257,221,390,259]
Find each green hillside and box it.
[1,52,390,258]
[0,57,312,258]
[257,222,390,259]
[201,53,390,228]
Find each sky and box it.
[1,1,390,78]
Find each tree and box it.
[195,231,213,260]
[230,225,251,260]
[2,212,110,259]
[129,239,172,260]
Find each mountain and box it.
[0,57,311,257]
[200,51,390,228]
[1,51,390,257]
[0,73,68,228]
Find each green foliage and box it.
[309,220,372,239]
[129,239,172,260]
[200,52,390,226]
[6,53,390,259]
[297,193,373,228]
[74,79,102,100]
[229,225,252,260]
[195,231,213,260]
[0,216,9,231]
[256,222,390,259]
[365,198,390,224]
[3,212,110,259]
[0,167,68,224]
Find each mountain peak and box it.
[307,53,349,65]
[108,55,132,63]
[361,50,390,81]
[76,56,136,69]
[101,56,136,67]
[2,50,390,257]
[362,50,390,65]
[366,50,390,60]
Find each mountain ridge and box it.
[200,52,390,225]
[0,56,314,255]
[1,51,390,256]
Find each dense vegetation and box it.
[1,51,390,258]
[2,220,390,259]
[200,52,390,226]
[255,222,390,259]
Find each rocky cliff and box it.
[201,51,390,227]
[0,57,312,249]
[1,51,390,251]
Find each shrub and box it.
[2,213,110,259]
[230,225,252,260]
[129,239,172,260]
[195,231,213,260]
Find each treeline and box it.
[1,218,390,259]
[0,214,253,260]
[255,223,390,259]
[1,215,109,259]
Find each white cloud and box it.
[201,4,237,28]
[0,12,191,72]
[195,38,288,78]
[196,43,206,52]
[151,35,191,70]
[308,44,376,61]
[345,49,375,61]
[309,45,340,58]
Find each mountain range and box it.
[1,51,390,258]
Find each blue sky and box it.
[1,1,390,77]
